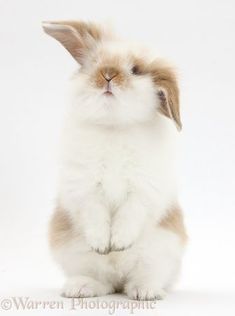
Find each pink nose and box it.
[101,67,119,81]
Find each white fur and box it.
[53,39,184,300]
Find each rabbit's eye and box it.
[131,65,141,75]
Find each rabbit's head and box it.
[43,21,181,129]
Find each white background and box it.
[0,0,235,315]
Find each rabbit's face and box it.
[43,21,181,129]
[70,42,159,125]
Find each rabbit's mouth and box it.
[103,82,114,96]
[104,91,113,96]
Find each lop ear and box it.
[150,61,182,130]
[42,21,108,64]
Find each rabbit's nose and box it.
[101,67,119,82]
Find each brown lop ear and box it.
[42,21,108,64]
[150,61,182,130]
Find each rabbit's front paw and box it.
[110,199,144,251]
[110,225,134,251]
[86,228,110,254]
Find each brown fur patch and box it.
[43,21,107,63]
[131,57,149,75]
[49,207,75,249]
[148,60,181,130]
[94,69,127,89]
[94,56,128,89]
[159,206,187,244]
[60,21,103,42]
[129,56,181,129]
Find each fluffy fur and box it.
[43,21,187,300]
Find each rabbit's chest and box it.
[95,140,138,202]
[64,126,165,204]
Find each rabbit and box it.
[42,20,187,301]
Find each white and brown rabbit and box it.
[43,21,187,300]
